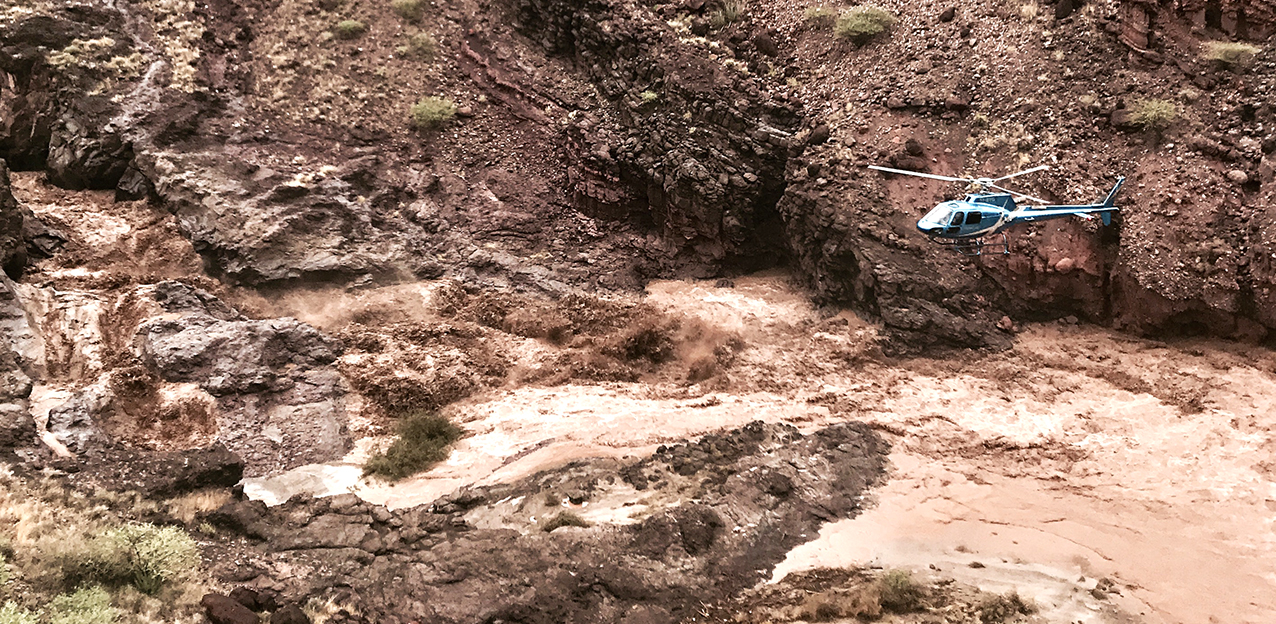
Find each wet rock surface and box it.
[211,421,888,624]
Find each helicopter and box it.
[867,164,1124,256]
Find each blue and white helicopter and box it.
[868,164,1124,256]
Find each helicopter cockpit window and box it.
[949,212,964,226]
[965,211,982,225]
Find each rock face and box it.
[0,8,137,189]
[0,161,27,278]
[514,0,800,271]
[0,275,35,449]
[139,282,350,475]
[217,422,889,624]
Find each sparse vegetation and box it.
[541,512,590,532]
[334,20,367,40]
[391,0,423,22]
[49,586,118,624]
[640,90,659,105]
[409,96,458,129]
[363,411,463,481]
[1130,98,1177,131]
[1202,41,1261,67]
[877,569,925,612]
[834,7,895,44]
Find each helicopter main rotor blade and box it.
[992,165,1050,182]
[987,183,1049,205]
[867,165,971,183]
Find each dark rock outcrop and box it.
[233,421,888,623]
[513,0,801,272]
[201,593,260,624]
[0,160,27,277]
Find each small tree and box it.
[409,96,457,129]
[835,7,895,44]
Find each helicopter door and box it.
[945,211,964,235]
[965,211,983,226]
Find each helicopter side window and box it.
[949,212,964,226]
[965,211,982,225]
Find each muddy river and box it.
[246,274,1276,624]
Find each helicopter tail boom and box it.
[1101,177,1126,209]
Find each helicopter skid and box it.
[929,233,1011,257]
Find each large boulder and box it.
[138,284,350,475]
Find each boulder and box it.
[0,403,34,448]
[45,118,131,190]
[270,603,312,624]
[46,387,109,454]
[201,593,259,624]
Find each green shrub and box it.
[639,90,659,105]
[408,96,457,129]
[50,586,117,624]
[877,569,924,613]
[334,20,367,40]
[1202,41,1261,67]
[400,32,437,59]
[54,525,198,595]
[363,411,462,480]
[804,6,836,26]
[541,512,589,532]
[834,6,895,44]
[391,0,423,22]
[1130,98,1177,131]
[0,602,38,624]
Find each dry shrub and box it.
[541,512,589,532]
[163,489,232,525]
[334,20,366,40]
[978,591,1036,623]
[1202,41,1261,67]
[834,6,895,44]
[1130,99,1177,131]
[410,96,456,129]
[391,0,422,21]
[877,568,924,612]
[799,585,881,621]
[0,602,38,624]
